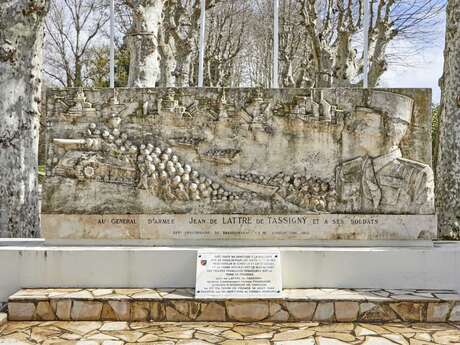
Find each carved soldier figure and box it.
[336,93,435,214]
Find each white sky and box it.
[379,15,446,104]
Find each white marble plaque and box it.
[195,249,282,299]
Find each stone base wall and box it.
[8,288,460,323]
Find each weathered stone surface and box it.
[197,303,226,321]
[285,302,316,321]
[313,302,334,322]
[226,301,269,322]
[275,340,315,345]
[448,303,460,322]
[426,302,450,322]
[432,330,460,344]
[165,305,190,322]
[390,302,424,322]
[100,321,129,331]
[361,337,398,345]
[273,329,315,341]
[268,307,290,322]
[71,301,103,321]
[130,301,150,321]
[35,301,55,321]
[55,321,101,335]
[316,338,350,345]
[51,300,72,320]
[41,88,435,242]
[9,288,460,322]
[151,301,165,321]
[382,333,409,345]
[316,332,356,342]
[0,319,458,344]
[43,213,437,242]
[101,302,117,320]
[8,302,35,321]
[233,325,273,336]
[335,302,359,322]
[354,325,377,336]
[107,300,130,321]
[358,303,398,322]
[222,341,270,345]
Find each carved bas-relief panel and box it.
[42,88,436,242]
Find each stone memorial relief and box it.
[42,88,436,242]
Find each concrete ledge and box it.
[8,288,460,323]
[1,242,460,304]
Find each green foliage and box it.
[86,44,130,88]
[38,165,46,184]
[115,45,130,87]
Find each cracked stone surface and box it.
[0,321,459,344]
[8,288,460,323]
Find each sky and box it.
[379,11,446,104]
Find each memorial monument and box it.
[41,87,436,243]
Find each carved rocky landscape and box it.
[43,88,434,216]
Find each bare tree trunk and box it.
[0,0,49,238]
[127,0,164,87]
[176,41,194,87]
[436,0,460,238]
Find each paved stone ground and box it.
[1,321,460,344]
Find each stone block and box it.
[449,303,460,322]
[101,302,117,320]
[313,302,335,322]
[165,305,190,322]
[130,301,150,321]
[226,301,269,322]
[196,302,226,321]
[8,302,35,321]
[71,301,103,321]
[358,303,398,322]
[335,301,359,322]
[427,302,450,322]
[267,302,290,321]
[51,299,72,320]
[35,301,56,321]
[164,301,201,321]
[150,302,165,321]
[108,300,130,321]
[284,302,316,321]
[389,302,424,322]
[268,309,290,321]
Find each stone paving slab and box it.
[1,320,460,344]
[8,289,460,323]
